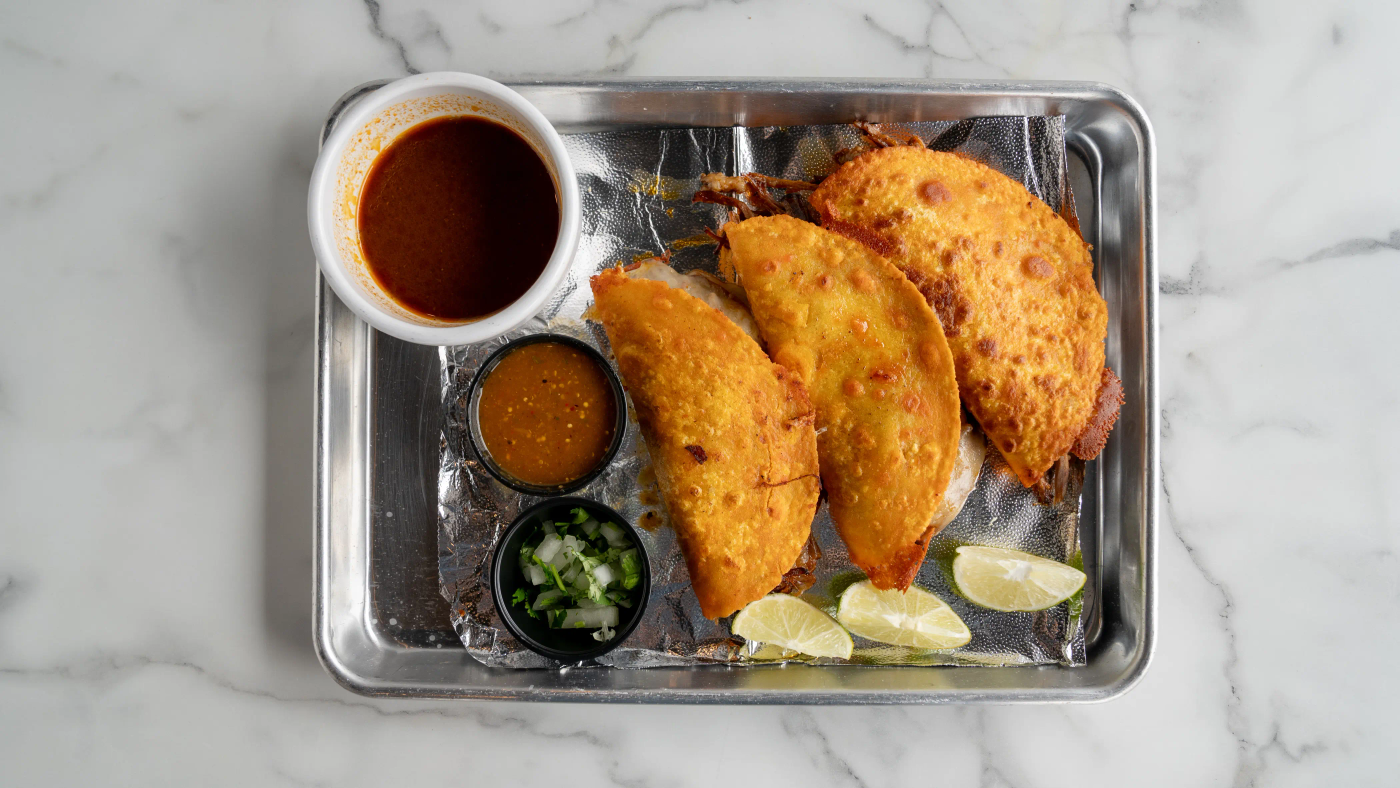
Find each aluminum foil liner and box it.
[440,117,1087,669]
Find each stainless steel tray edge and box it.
[313,79,1158,703]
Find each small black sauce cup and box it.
[467,333,628,496]
[491,497,652,662]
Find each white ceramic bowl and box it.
[308,72,579,346]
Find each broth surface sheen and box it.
[478,342,618,487]
[358,115,559,321]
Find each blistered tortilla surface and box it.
[589,267,821,619]
[812,147,1108,486]
[722,215,961,590]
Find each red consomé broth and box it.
[357,116,559,321]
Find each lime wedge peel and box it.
[952,545,1086,612]
[732,594,854,660]
[837,580,971,650]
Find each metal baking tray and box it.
[313,79,1158,703]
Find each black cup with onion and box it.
[491,497,651,661]
[467,333,628,496]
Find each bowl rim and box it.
[466,333,628,496]
[490,496,653,662]
[306,71,581,347]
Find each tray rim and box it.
[313,77,1158,703]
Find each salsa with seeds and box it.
[477,342,618,486]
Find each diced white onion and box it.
[548,546,572,570]
[559,606,619,629]
[592,564,616,585]
[532,590,565,611]
[599,522,627,547]
[581,519,600,537]
[524,564,547,586]
[533,533,563,563]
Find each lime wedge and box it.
[732,595,853,659]
[837,580,970,649]
[952,546,1085,612]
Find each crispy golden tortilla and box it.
[721,216,962,591]
[811,147,1109,486]
[589,266,821,619]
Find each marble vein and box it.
[363,0,422,75]
[0,575,24,615]
[1160,471,1248,782]
[861,3,1009,79]
[601,0,734,76]
[1161,229,1400,299]
[966,708,1028,788]
[1294,230,1400,265]
[780,709,870,788]
[4,653,671,787]
[1,143,110,223]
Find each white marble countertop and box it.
[3,1,1397,784]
